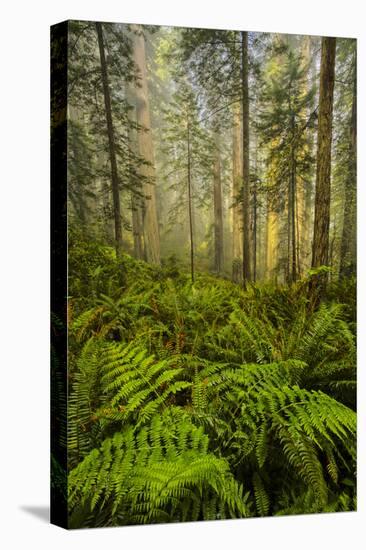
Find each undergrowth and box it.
[66,235,356,527]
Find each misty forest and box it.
[57,21,356,527]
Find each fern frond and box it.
[253,472,270,516]
[68,339,104,466]
[97,341,191,427]
[69,410,250,526]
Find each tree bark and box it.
[232,104,243,282]
[266,207,279,281]
[302,35,315,273]
[253,136,258,282]
[339,51,357,278]
[187,119,194,282]
[311,37,336,272]
[94,141,114,244]
[131,24,161,265]
[213,133,224,274]
[290,113,297,282]
[241,31,251,285]
[129,123,145,260]
[96,22,123,259]
[126,86,145,261]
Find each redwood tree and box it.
[131,24,161,265]
[311,37,337,271]
[241,31,251,284]
[96,22,123,259]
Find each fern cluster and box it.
[69,409,249,526]
[67,246,356,527]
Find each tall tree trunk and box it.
[339,51,357,278]
[266,207,279,281]
[96,22,123,259]
[187,119,194,282]
[266,146,279,281]
[311,37,336,274]
[232,104,243,282]
[253,136,258,282]
[253,184,257,282]
[296,170,305,276]
[213,133,224,274]
[131,24,161,265]
[290,113,297,282]
[126,86,145,261]
[303,35,316,272]
[129,126,145,260]
[241,31,251,285]
[287,177,291,283]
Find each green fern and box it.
[190,358,356,511]
[67,246,357,524]
[253,472,270,516]
[69,409,250,526]
[68,339,104,466]
[206,302,355,372]
[97,341,191,427]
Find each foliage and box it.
[69,409,249,526]
[63,24,357,528]
[67,242,356,527]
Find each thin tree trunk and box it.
[295,179,301,278]
[339,51,357,278]
[287,178,291,283]
[100,162,114,245]
[266,199,279,282]
[131,194,144,259]
[295,36,308,275]
[253,138,258,282]
[329,231,336,278]
[131,24,161,265]
[290,114,297,282]
[253,187,257,282]
[303,35,316,272]
[311,37,336,273]
[129,117,145,260]
[126,86,145,260]
[69,127,88,235]
[291,166,297,282]
[213,133,224,274]
[187,119,194,282]
[96,22,123,259]
[296,172,304,276]
[241,31,251,285]
[68,106,89,237]
[232,104,243,282]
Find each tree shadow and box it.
[20,505,49,523]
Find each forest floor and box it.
[64,236,357,527]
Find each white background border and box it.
[1,1,365,548]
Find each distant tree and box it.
[67,117,94,236]
[336,41,357,279]
[212,130,224,274]
[231,103,243,282]
[67,21,150,256]
[257,38,316,282]
[162,82,213,281]
[177,28,254,282]
[241,31,251,284]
